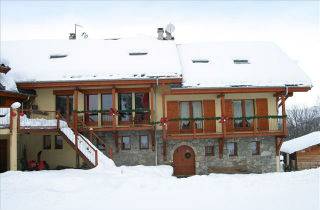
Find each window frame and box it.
[54,135,63,150]
[205,145,214,156]
[179,101,203,133]
[227,142,238,157]
[118,93,133,124]
[251,141,260,156]
[232,99,255,130]
[43,135,51,150]
[139,135,149,150]
[55,94,73,124]
[121,136,131,150]
[134,92,150,124]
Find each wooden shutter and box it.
[256,98,269,131]
[225,99,233,132]
[167,101,180,134]
[203,100,216,132]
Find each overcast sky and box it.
[1,0,319,107]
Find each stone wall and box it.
[97,131,277,174]
[157,133,277,174]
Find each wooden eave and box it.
[0,90,32,100]
[169,86,311,95]
[16,78,182,89]
[0,66,11,74]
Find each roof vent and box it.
[50,54,68,59]
[129,52,148,56]
[234,59,249,64]
[192,59,209,63]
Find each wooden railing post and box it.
[281,95,287,135]
[112,87,116,129]
[193,120,196,138]
[89,127,93,143]
[95,149,98,166]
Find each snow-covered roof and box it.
[0,73,18,92]
[280,131,320,154]
[177,42,312,88]
[0,37,182,82]
[0,38,312,88]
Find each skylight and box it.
[192,59,209,63]
[49,54,68,59]
[233,59,249,64]
[129,52,148,56]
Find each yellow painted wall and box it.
[18,133,81,169]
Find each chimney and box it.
[165,31,174,40]
[157,28,164,40]
[69,33,76,40]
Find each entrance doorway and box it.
[173,145,195,176]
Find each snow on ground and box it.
[281,131,320,154]
[1,166,319,210]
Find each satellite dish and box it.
[165,23,175,34]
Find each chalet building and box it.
[0,34,312,175]
[281,132,320,171]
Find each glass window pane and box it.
[43,135,51,150]
[251,141,259,155]
[180,102,190,129]
[56,96,67,116]
[88,95,98,111]
[102,94,112,110]
[205,146,214,156]
[122,136,131,150]
[118,93,132,122]
[192,101,203,129]
[55,135,63,149]
[245,100,254,127]
[233,100,242,128]
[227,142,236,156]
[135,93,149,109]
[140,135,149,149]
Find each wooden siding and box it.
[166,101,180,134]
[256,98,269,130]
[203,100,216,132]
[296,145,320,170]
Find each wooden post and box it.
[112,87,116,129]
[74,90,79,149]
[109,147,113,159]
[150,86,154,123]
[56,113,60,130]
[89,127,93,143]
[95,149,98,167]
[162,124,167,161]
[220,94,226,138]
[219,138,224,159]
[193,120,196,138]
[281,95,287,135]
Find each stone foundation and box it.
[97,131,277,174]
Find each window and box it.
[55,135,63,149]
[121,136,131,150]
[135,92,149,124]
[192,59,209,63]
[227,142,237,156]
[139,135,149,149]
[56,95,73,123]
[205,146,214,156]
[50,54,68,59]
[234,59,249,64]
[251,141,260,155]
[118,93,132,123]
[180,101,203,130]
[233,100,254,129]
[43,135,51,150]
[85,94,98,124]
[101,94,112,124]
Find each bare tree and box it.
[287,103,320,139]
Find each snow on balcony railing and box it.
[0,108,10,128]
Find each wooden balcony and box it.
[164,115,287,140]
[77,109,153,132]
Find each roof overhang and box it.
[16,78,183,89]
[0,90,34,100]
[169,86,311,95]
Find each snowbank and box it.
[281,131,320,154]
[1,168,319,210]
[0,73,18,92]
[118,165,173,177]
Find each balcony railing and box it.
[77,108,151,129]
[163,115,287,139]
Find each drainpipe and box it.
[154,77,159,165]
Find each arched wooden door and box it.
[173,145,195,176]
